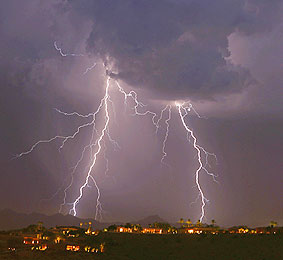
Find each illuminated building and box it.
[179,227,219,234]
[31,245,48,251]
[54,236,63,243]
[142,228,163,234]
[23,237,39,245]
[66,245,80,251]
[237,228,249,234]
[84,246,100,253]
[100,243,105,253]
[117,226,133,233]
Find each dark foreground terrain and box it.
[1,232,282,260]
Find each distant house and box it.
[42,234,50,240]
[66,245,80,251]
[255,227,280,234]
[85,227,99,236]
[237,228,249,234]
[54,236,65,244]
[51,226,81,237]
[31,244,48,251]
[228,227,249,234]
[142,228,163,234]
[179,227,219,234]
[84,243,105,253]
[85,246,99,253]
[117,226,133,233]
[80,221,92,229]
[23,236,39,245]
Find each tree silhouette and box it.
[186,219,192,227]
[124,223,132,228]
[107,224,117,231]
[269,221,277,228]
[178,218,184,227]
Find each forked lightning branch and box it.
[15,43,217,223]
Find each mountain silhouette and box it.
[0,209,168,230]
[0,209,106,230]
[134,215,167,226]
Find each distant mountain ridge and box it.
[0,209,106,231]
[0,209,167,231]
[134,215,167,226]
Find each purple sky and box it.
[0,0,282,227]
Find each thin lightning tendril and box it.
[54,108,93,118]
[160,105,172,165]
[103,141,110,178]
[83,62,97,75]
[115,81,160,130]
[15,107,100,159]
[54,41,84,57]
[59,144,92,213]
[155,105,169,134]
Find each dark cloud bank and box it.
[1,0,282,105]
[67,0,281,104]
[72,0,254,101]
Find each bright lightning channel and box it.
[69,77,111,219]
[176,102,217,222]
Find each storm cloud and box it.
[1,0,282,106]
[67,0,254,101]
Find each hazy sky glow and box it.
[0,0,282,227]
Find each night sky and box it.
[0,0,282,227]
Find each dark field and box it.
[1,233,282,260]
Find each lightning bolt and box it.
[69,77,111,219]
[54,41,97,76]
[155,105,169,134]
[14,108,97,159]
[54,108,93,118]
[181,101,207,119]
[59,144,92,214]
[176,102,217,222]
[83,62,97,75]
[160,105,172,165]
[15,75,112,220]
[56,105,102,214]
[115,79,175,167]
[102,141,110,178]
[54,41,84,57]
[115,80,160,130]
